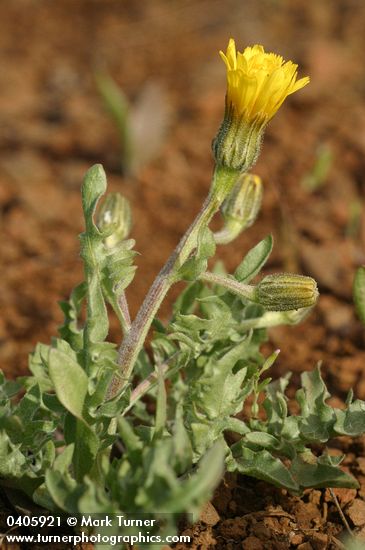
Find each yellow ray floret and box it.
[220,39,309,122]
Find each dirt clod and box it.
[325,487,357,507]
[357,458,365,476]
[311,532,328,550]
[243,536,264,550]
[346,498,365,527]
[200,502,221,526]
[290,532,305,546]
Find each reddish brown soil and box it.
[1,1,365,548]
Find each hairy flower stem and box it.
[213,225,241,245]
[106,165,239,399]
[199,271,256,300]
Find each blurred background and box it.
[1,0,365,401]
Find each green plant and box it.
[301,143,333,192]
[2,39,365,548]
[353,265,365,324]
[95,72,169,176]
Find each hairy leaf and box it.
[58,282,87,351]
[296,365,336,442]
[230,445,299,493]
[177,227,216,281]
[64,415,100,482]
[334,399,365,437]
[353,266,365,325]
[291,454,359,490]
[235,235,273,282]
[48,348,88,420]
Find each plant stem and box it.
[199,271,256,301]
[130,363,169,405]
[118,290,131,331]
[213,219,242,245]
[213,227,237,245]
[106,165,239,399]
[122,353,180,415]
[329,488,354,538]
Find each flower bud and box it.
[212,109,266,173]
[255,273,318,311]
[97,192,132,248]
[214,173,263,244]
[223,173,263,227]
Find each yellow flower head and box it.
[220,39,309,122]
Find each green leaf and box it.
[76,477,113,514]
[189,421,223,459]
[118,417,143,453]
[173,406,193,475]
[177,227,216,281]
[263,375,291,435]
[231,446,299,492]
[223,417,251,435]
[48,348,88,420]
[64,415,99,481]
[133,349,153,380]
[234,235,273,282]
[260,349,280,374]
[1,385,57,451]
[80,166,110,363]
[81,164,107,233]
[155,366,167,435]
[95,71,134,173]
[0,371,22,401]
[318,452,344,467]
[178,258,207,282]
[161,440,226,517]
[83,273,109,350]
[169,296,239,358]
[14,383,41,422]
[198,226,216,259]
[353,266,365,325]
[28,343,53,392]
[183,337,257,459]
[173,281,204,315]
[103,239,137,290]
[45,469,81,513]
[187,339,252,421]
[42,393,66,414]
[41,440,56,470]
[58,282,87,351]
[99,239,137,335]
[291,454,359,490]
[0,431,27,477]
[53,444,75,473]
[245,431,281,451]
[296,365,335,442]
[86,350,118,411]
[94,386,130,418]
[334,399,365,437]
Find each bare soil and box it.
[1,1,365,548]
